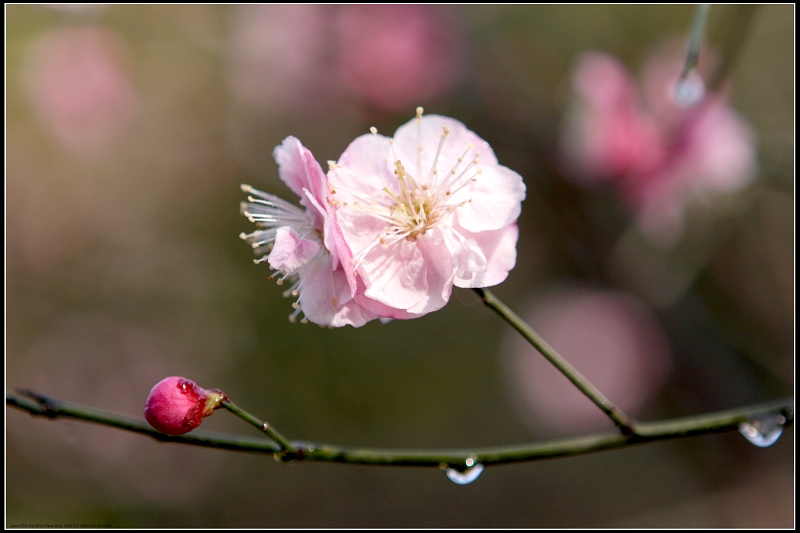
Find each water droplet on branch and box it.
[672,76,705,107]
[739,414,786,447]
[444,463,484,485]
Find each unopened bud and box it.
[144,376,227,435]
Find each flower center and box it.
[333,109,483,270]
[386,159,438,242]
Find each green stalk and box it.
[221,400,296,453]
[473,288,636,435]
[680,4,711,81]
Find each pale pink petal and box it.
[392,115,498,183]
[354,293,417,320]
[267,226,320,274]
[354,228,456,317]
[455,164,526,232]
[335,209,389,259]
[332,132,394,198]
[453,224,519,288]
[359,238,429,310]
[411,228,457,314]
[274,136,330,230]
[443,232,487,281]
[322,205,355,288]
[297,259,376,327]
[273,136,309,198]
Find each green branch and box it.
[473,288,636,435]
[221,399,297,453]
[6,391,792,468]
[7,390,280,454]
[680,4,711,81]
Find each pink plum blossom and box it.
[240,137,377,327]
[328,108,526,319]
[561,49,756,244]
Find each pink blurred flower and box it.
[505,287,671,435]
[561,52,665,183]
[227,5,328,113]
[22,26,139,156]
[561,48,756,243]
[226,6,464,115]
[329,109,526,319]
[334,5,464,111]
[240,137,377,327]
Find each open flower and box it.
[240,137,377,327]
[328,108,526,319]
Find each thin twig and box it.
[221,400,297,453]
[679,4,711,81]
[473,288,636,435]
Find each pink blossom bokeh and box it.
[22,26,139,157]
[226,5,329,114]
[561,45,757,244]
[334,5,465,111]
[505,287,671,434]
[226,5,464,114]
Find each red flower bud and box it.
[144,376,227,435]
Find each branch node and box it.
[17,389,60,418]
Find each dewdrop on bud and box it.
[144,376,227,435]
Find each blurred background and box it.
[6,5,793,527]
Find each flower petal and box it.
[331,132,394,199]
[452,223,519,288]
[268,226,320,274]
[456,164,526,232]
[274,136,329,230]
[392,115,498,184]
[298,259,376,327]
[354,229,456,318]
[359,238,428,310]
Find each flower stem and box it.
[7,390,792,467]
[473,288,636,435]
[680,4,711,81]
[221,400,297,453]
